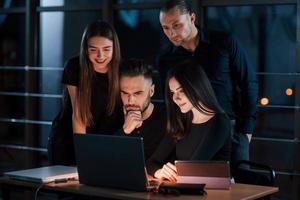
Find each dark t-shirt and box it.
[62,56,123,134]
[118,104,166,161]
[146,113,231,175]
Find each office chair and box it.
[232,160,276,200]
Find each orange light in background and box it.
[260,98,269,105]
[285,88,293,96]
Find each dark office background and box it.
[0,0,299,200]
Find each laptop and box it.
[175,161,231,189]
[4,165,78,183]
[73,134,155,192]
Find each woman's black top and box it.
[146,113,231,175]
[62,56,123,134]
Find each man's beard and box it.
[177,25,193,47]
[125,94,151,114]
[140,97,151,114]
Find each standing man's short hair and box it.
[161,0,193,14]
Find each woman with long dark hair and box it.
[147,61,231,182]
[62,20,123,134]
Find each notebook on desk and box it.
[73,134,157,192]
[175,160,231,189]
[4,165,78,183]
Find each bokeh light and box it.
[285,88,293,96]
[260,98,269,105]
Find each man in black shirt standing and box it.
[156,0,258,166]
[119,59,166,160]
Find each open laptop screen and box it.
[74,134,149,191]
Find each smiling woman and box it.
[62,20,123,134]
[87,36,113,73]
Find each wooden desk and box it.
[0,177,278,200]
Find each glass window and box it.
[258,75,297,106]
[206,5,296,73]
[0,69,63,93]
[116,0,166,4]
[255,108,294,139]
[0,70,25,92]
[39,0,102,7]
[0,123,51,148]
[205,5,298,140]
[0,0,25,8]
[0,95,25,119]
[0,14,25,66]
[114,9,169,65]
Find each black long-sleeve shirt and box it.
[146,113,231,176]
[157,29,258,134]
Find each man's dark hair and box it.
[160,0,193,14]
[120,58,153,81]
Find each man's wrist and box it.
[123,126,132,134]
